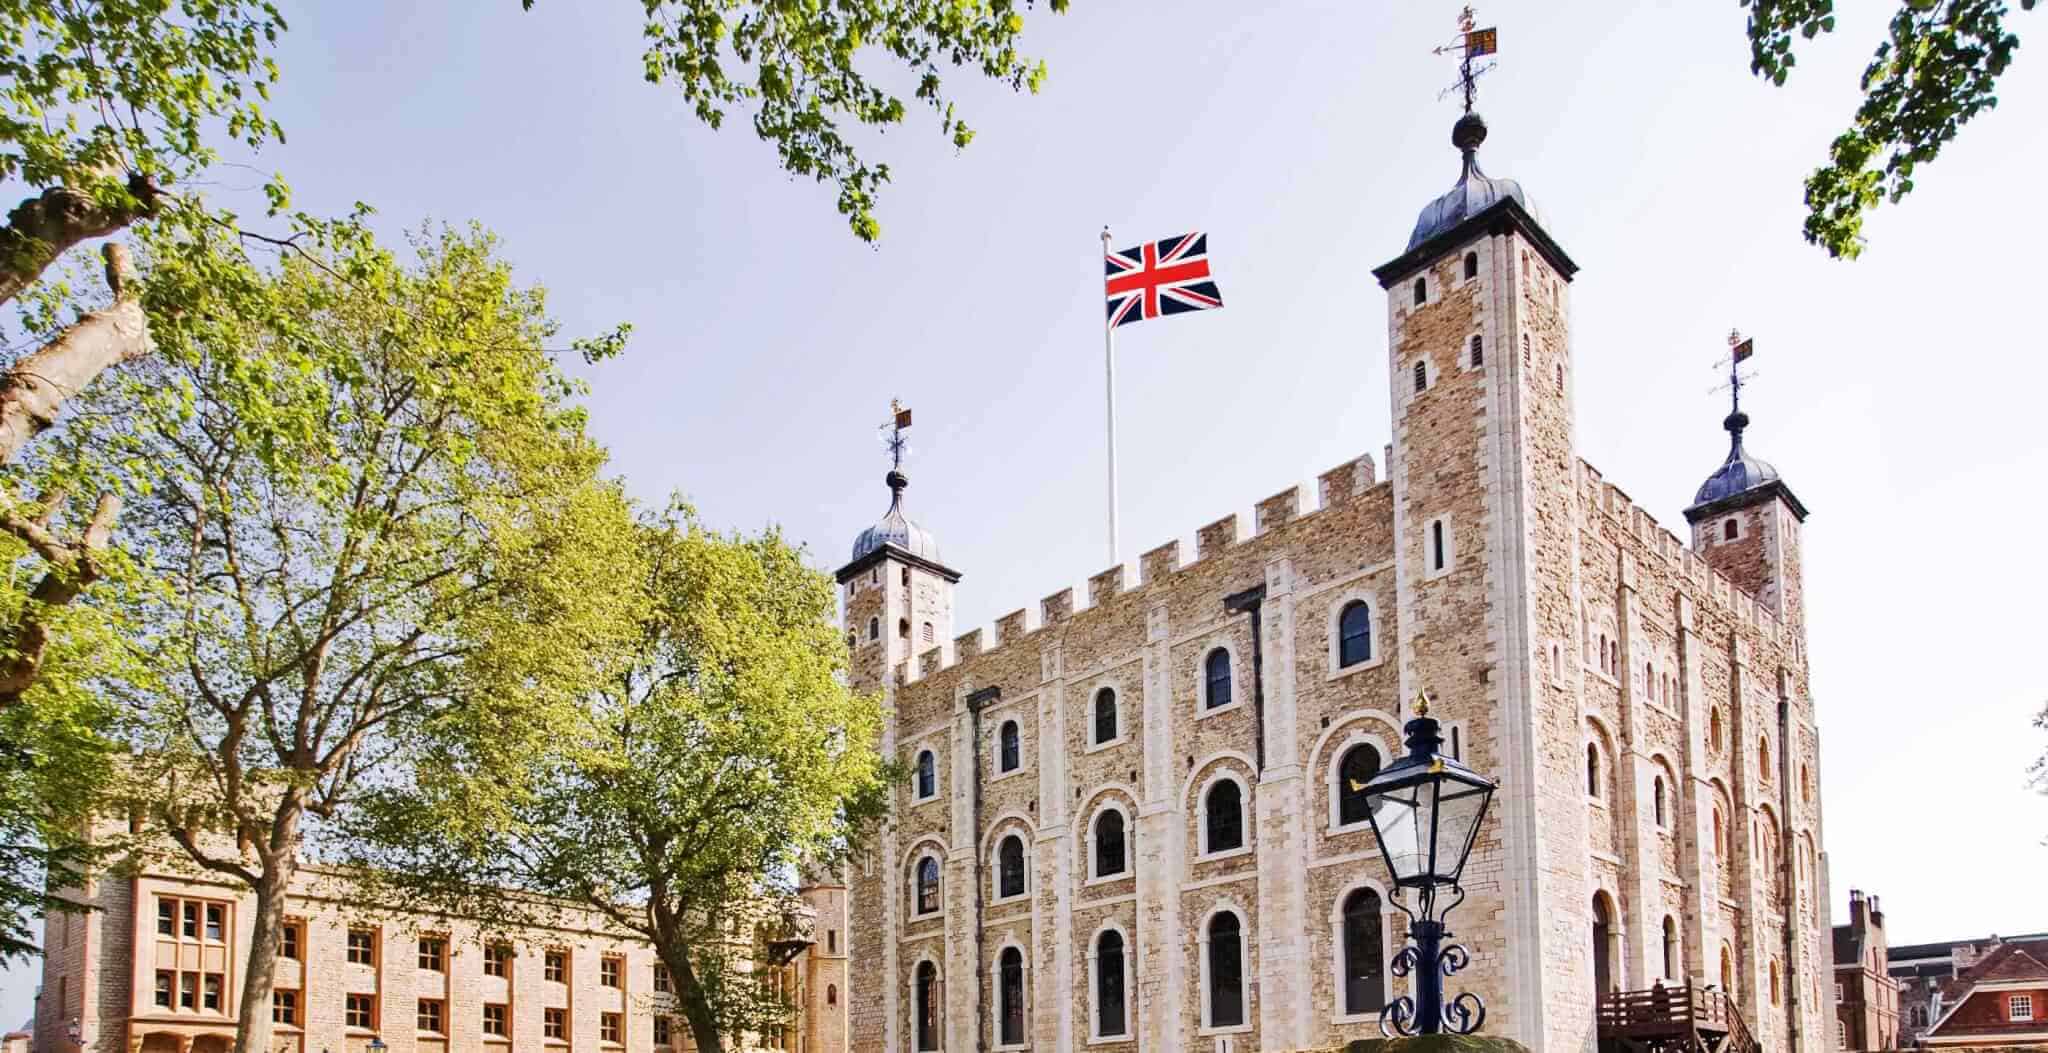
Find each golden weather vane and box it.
[1432,6,1499,114]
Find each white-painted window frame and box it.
[1326,733,1390,834]
[1083,800,1134,885]
[1193,769,1252,861]
[1328,879,1398,1024]
[1196,641,1244,719]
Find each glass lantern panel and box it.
[1369,785,1425,881]
[1432,783,1489,880]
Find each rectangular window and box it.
[601,955,623,988]
[2013,994,2036,1021]
[204,904,224,941]
[179,973,197,1010]
[273,990,299,1026]
[601,1012,623,1044]
[418,936,447,972]
[345,993,375,1030]
[154,971,173,1008]
[157,901,175,936]
[543,1007,566,1041]
[545,949,567,983]
[201,973,222,1011]
[827,931,837,953]
[347,928,376,965]
[483,942,512,978]
[182,902,199,939]
[1431,519,1447,571]
[653,963,671,994]
[484,1003,509,1038]
[654,1017,672,1048]
[278,921,302,960]
[418,998,445,1034]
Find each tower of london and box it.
[831,110,1829,1053]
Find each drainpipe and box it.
[1223,585,1268,771]
[967,686,1000,1053]
[1779,697,1801,1053]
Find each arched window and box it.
[1724,519,1739,541]
[1204,780,1244,854]
[827,984,837,1006]
[1759,736,1773,781]
[1207,912,1245,1028]
[899,617,910,639]
[915,750,937,799]
[998,947,1025,1046]
[1769,959,1782,1006]
[1095,930,1126,1037]
[1093,688,1117,745]
[1662,916,1680,981]
[1592,892,1618,995]
[1469,333,1483,367]
[1586,742,1602,799]
[998,721,1021,773]
[867,617,879,641]
[1337,744,1380,827]
[1463,252,1479,280]
[902,567,911,587]
[1710,708,1725,752]
[997,835,1026,900]
[1720,945,1735,995]
[915,960,939,1051]
[1338,601,1372,667]
[1093,809,1126,878]
[1413,360,1428,393]
[915,856,940,916]
[1341,888,1385,1015]
[1204,648,1232,709]
[1653,776,1667,828]
[922,621,934,644]
[1801,764,1812,803]
[1412,277,1427,306]
[1713,805,1726,855]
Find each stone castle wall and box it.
[841,212,1831,1053]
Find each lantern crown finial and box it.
[1413,690,1432,717]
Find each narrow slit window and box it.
[1463,252,1479,280]
[1469,334,1483,367]
[1412,277,1427,306]
[1413,360,1428,393]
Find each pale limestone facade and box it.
[832,117,1832,1053]
[32,855,846,1053]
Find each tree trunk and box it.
[0,243,154,467]
[0,178,158,309]
[669,950,726,1053]
[231,858,293,1053]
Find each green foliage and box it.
[523,0,1069,242]
[0,0,285,188]
[349,503,890,1053]
[1744,0,2035,258]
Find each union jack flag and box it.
[1105,232,1225,328]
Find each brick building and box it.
[31,850,845,1053]
[1833,890,1898,1050]
[830,109,1833,1053]
[1891,934,2048,1049]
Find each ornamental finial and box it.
[1413,690,1432,718]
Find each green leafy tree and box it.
[348,504,890,1053]
[101,224,641,1053]
[1744,0,2036,258]
[531,0,1068,242]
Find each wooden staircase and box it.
[1597,985,1760,1053]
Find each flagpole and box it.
[1102,225,1119,568]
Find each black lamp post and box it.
[1360,692,1498,1037]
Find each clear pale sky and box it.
[6,0,2045,1027]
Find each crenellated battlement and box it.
[889,452,1380,685]
[1576,455,1784,638]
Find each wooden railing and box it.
[1597,985,1757,1053]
